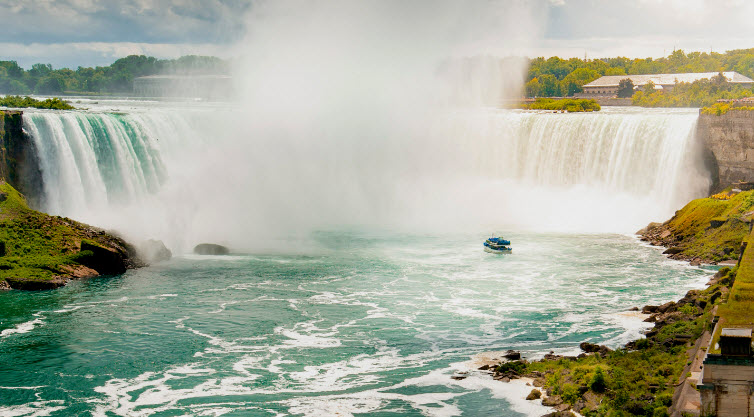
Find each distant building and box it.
[580,72,754,97]
[133,75,233,99]
[698,327,754,416]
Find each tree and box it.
[605,67,627,76]
[34,76,63,94]
[525,77,540,97]
[561,68,600,96]
[538,74,561,97]
[642,80,655,94]
[617,78,635,98]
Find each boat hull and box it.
[484,246,512,254]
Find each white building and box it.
[580,72,754,97]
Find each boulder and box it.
[194,243,230,255]
[541,395,564,406]
[503,350,521,360]
[0,279,9,290]
[662,247,684,255]
[526,389,542,400]
[138,239,172,263]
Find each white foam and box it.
[1,317,44,338]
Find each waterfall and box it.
[21,106,710,251]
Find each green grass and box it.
[661,191,754,262]
[523,98,601,112]
[0,182,110,283]
[0,95,75,110]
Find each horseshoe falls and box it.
[21,106,709,250]
[0,104,714,417]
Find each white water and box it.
[22,105,709,253]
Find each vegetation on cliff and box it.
[0,182,141,290]
[492,268,733,417]
[700,101,754,115]
[523,98,601,112]
[638,190,754,264]
[0,95,74,110]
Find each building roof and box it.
[721,328,753,338]
[583,72,754,88]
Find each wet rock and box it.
[79,241,128,275]
[477,364,490,371]
[503,350,521,360]
[642,305,659,314]
[138,239,172,263]
[629,306,639,311]
[526,389,541,400]
[5,276,68,290]
[194,243,230,255]
[0,279,9,290]
[662,247,684,255]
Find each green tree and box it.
[561,67,600,96]
[605,67,627,76]
[34,76,63,94]
[538,74,561,97]
[617,78,635,98]
[643,80,655,94]
[525,77,541,97]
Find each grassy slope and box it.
[643,190,754,263]
[0,182,125,285]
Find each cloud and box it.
[0,0,250,45]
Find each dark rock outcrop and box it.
[194,243,230,255]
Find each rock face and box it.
[194,243,230,255]
[697,109,754,192]
[0,111,44,204]
[138,239,172,263]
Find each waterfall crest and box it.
[22,107,710,250]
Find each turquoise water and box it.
[0,231,710,416]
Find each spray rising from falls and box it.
[22,106,710,251]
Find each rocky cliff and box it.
[697,110,754,192]
[0,110,43,204]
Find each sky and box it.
[2,0,754,69]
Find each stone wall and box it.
[0,110,43,203]
[697,110,754,192]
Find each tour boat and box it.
[484,236,512,254]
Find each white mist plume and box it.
[179,1,539,246]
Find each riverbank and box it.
[480,192,751,416]
[0,182,143,290]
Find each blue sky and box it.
[2,0,754,69]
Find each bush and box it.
[590,366,607,392]
[561,383,581,405]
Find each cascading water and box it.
[21,105,710,251]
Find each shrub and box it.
[561,383,580,405]
[590,366,607,392]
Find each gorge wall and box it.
[697,110,754,192]
[0,110,42,202]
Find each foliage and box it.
[589,366,607,392]
[701,102,754,115]
[524,49,754,99]
[617,78,635,98]
[0,95,74,110]
[0,55,230,95]
[524,98,601,112]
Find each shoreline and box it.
[477,233,726,416]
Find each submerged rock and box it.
[194,243,230,255]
